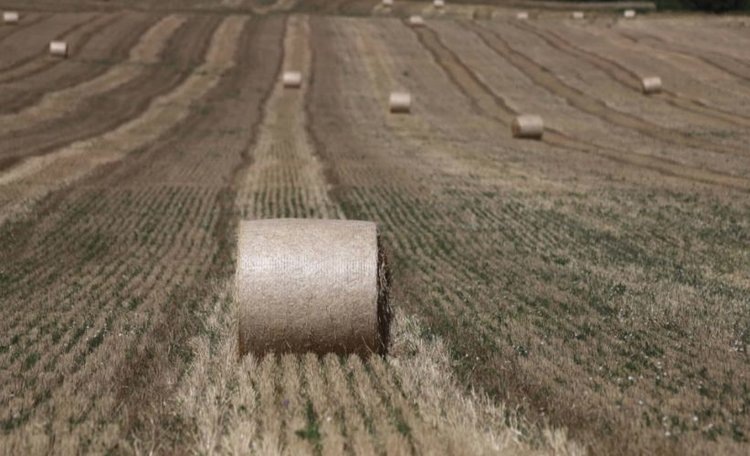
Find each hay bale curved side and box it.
[236,219,392,357]
[641,76,662,94]
[3,11,19,24]
[49,41,69,58]
[389,92,412,113]
[282,71,302,88]
[409,15,425,27]
[512,114,544,139]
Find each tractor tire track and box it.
[514,20,750,129]
[616,28,750,86]
[411,22,750,191]
[467,21,748,159]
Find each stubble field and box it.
[0,1,749,455]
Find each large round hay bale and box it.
[49,41,68,58]
[382,0,393,6]
[572,11,585,19]
[641,76,662,94]
[3,11,19,24]
[623,9,636,18]
[389,92,412,113]
[434,0,445,8]
[516,11,529,20]
[512,115,544,139]
[282,71,302,88]
[236,219,391,357]
[408,15,425,26]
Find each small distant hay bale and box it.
[49,41,68,58]
[623,9,636,18]
[572,11,585,19]
[282,71,302,88]
[641,76,662,94]
[3,11,19,24]
[236,219,392,357]
[516,11,529,20]
[512,115,544,140]
[389,92,411,114]
[434,0,445,8]
[382,0,393,6]
[408,15,425,27]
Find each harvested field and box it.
[0,1,749,455]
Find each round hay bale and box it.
[236,219,392,357]
[512,115,544,139]
[516,11,529,20]
[389,92,411,113]
[3,11,20,24]
[623,9,636,18]
[382,0,393,5]
[408,15,425,27]
[641,76,662,94]
[434,0,445,8]
[282,71,302,88]
[49,41,68,58]
[572,11,585,20]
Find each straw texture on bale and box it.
[624,9,636,18]
[512,114,544,139]
[641,76,662,94]
[408,15,425,26]
[517,11,529,20]
[49,41,68,58]
[389,92,412,113]
[572,11,585,19]
[3,11,19,23]
[236,219,392,357]
[282,71,302,88]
